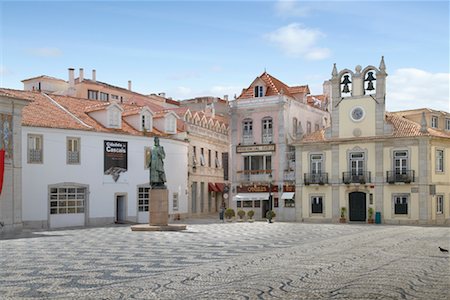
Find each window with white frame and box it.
[215,151,221,168]
[431,116,438,128]
[28,134,43,163]
[436,149,444,172]
[99,92,109,101]
[393,194,408,215]
[436,195,444,214]
[200,148,205,166]
[310,154,323,174]
[243,119,253,139]
[88,90,98,100]
[254,85,264,97]
[262,117,273,143]
[141,113,151,131]
[446,118,450,130]
[67,137,80,164]
[111,94,119,100]
[311,196,323,214]
[138,187,150,212]
[307,121,311,134]
[350,152,365,175]
[244,155,271,171]
[166,115,176,133]
[393,150,408,174]
[50,186,85,214]
[173,192,179,211]
[193,146,198,167]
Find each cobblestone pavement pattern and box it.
[1,220,449,299]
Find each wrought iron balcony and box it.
[342,172,371,184]
[386,170,415,184]
[237,169,272,182]
[304,173,329,185]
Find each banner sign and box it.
[104,141,128,179]
[237,185,278,193]
[236,144,276,153]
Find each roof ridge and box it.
[42,93,93,129]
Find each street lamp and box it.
[268,172,273,223]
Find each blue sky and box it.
[1,1,449,111]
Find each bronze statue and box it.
[149,137,166,189]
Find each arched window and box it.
[262,117,273,143]
[293,117,298,136]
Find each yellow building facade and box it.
[294,58,450,225]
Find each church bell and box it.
[341,75,351,93]
[365,71,376,91]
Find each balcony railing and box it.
[342,172,371,184]
[304,173,329,185]
[386,170,415,184]
[237,169,272,182]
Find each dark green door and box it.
[349,192,366,221]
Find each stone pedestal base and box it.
[149,189,168,226]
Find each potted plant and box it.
[247,210,255,222]
[237,209,245,222]
[368,207,374,224]
[340,207,347,223]
[266,210,276,223]
[224,208,235,222]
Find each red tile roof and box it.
[300,112,450,143]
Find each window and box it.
[311,196,323,213]
[254,85,264,97]
[243,201,252,208]
[350,152,365,175]
[208,149,211,167]
[436,195,444,214]
[166,116,176,133]
[274,197,279,208]
[293,117,298,136]
[315,123,320,131]
[108,108,120,127]
[431,116,438,128]
[446,118,450,130]
[173,192,179,211]
[254,200,261,208]
[138,187,150,212]
[215,151,221,168]
[243,119,253,139]
[28,134,43,163]
[285,199,295,208]
[193,146,198,167]
[67,137,80,164]
[99,92,109,101]
[141,114,151,131]
[244,155,271,171]
[307,122,311,134]
[200,148,205,166]
[394,195,408,215]
[394,150,408,174]
[237,201,242,208]
[111,94,119,100]
[50,187,85,214]
[262,117,273,143]
[88,90,98,100]
[310,154,323,174]
[436,149,444,172]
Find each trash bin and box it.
[375,212,381,224]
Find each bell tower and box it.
[327,57,388,139]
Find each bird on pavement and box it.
[438,247,448,252]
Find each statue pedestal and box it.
[131,188,186,232]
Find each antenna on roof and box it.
[264,67,267,73]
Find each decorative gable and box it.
[107,103,123,129]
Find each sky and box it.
[0,0,449,112]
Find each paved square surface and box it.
[1,221,449,299]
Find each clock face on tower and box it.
[350,107,365,122]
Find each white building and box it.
[1,88,188,229]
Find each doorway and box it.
[349,192,366,221]
[115,195,126,223]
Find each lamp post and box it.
[268,173,273,223]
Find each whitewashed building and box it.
[1,89,188,229]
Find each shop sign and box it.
[236,144,276,153]
[237,185,278,193]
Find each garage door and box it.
[49,186,86,228]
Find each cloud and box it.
[387,68,450,112]
[27,47,62,57]
[275,0,311,17]
[264,23,330,60]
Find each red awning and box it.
[215,183,225,192]
[208,182,219,192]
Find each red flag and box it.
[0,149,5,195]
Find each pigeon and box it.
[438,247,448,253]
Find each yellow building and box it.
[294,58,450,225]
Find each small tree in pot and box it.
[237,209,246,222]
[368,207,374,224]
[247,210,255,222]
[340,207,347,223]
[266,210,276,223]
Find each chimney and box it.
[223,95,228,101]
[79,68,84,82]
[128,80,132,91]
[68,68,75,87]
[92,69,96,81]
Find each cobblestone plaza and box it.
[1,220,449,299]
